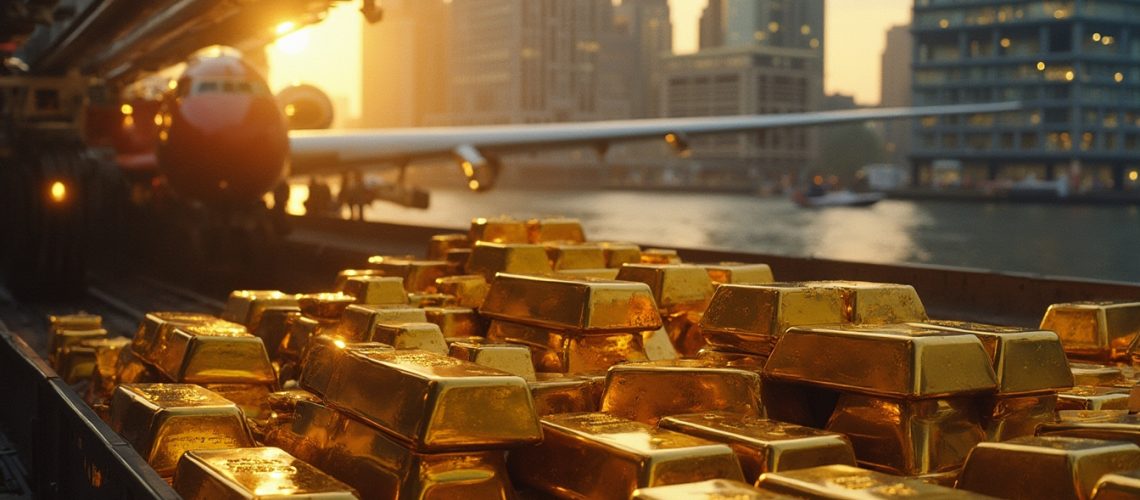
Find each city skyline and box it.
[268,0,911,122]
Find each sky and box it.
[266,0,913,120]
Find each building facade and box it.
[614,0,673,118]
[881,24,913,166]
[700,0,824,52]
[659,45,823,186]
[360,0,449,128]
[910,0,1140,191]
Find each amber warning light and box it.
[49,180,67,204]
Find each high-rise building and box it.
[714,0,823,51]
[699,0,726,50]
[614,0,673,118]
[360,0,449,128]
[442,0,628,125]
[911,0,1140,192]
[881,24,912,166]
[659,45,823,185]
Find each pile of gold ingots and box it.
[45,216,1140,499]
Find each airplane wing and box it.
[288,101,1020,191]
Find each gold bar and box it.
[85,336,132,405]
[153,323,276,385]
[642,327,680,361]
[509,412,743,499]
[825,393,986,475]
[323,348,541,451]
[423,306,486,338]
[600,360,763,425]
[202,383,273,421]
[486,319,648,373]
[544,242,607,270]
[427,232,470,260]
[296,292,356,320]
[755,464,992,498]
[597,241,642,268]
[805,281,927,324]
[287,400,517,499]
[49,326,106,369]
[340,276,410,306]
[553,268,622,280]
[526,217,586,243]
[277,315,326,367]
[1058,386,1131,411]
[641,248,682,264]
[133,312,220,363]
[48,313,102,362]
[407,292,455,307]
[334,304,427,343]
[957,436,1140,499]
[371,259,452,292]
[369,322,448,354]
[333,269,384,291]
[250,306,300,360]
[1071,362,1126,386]
[481,273,661,332]
[1058,409,1130,423]
[109,384,255,476]
[696,346,767,372]
[444,248,472,273]
[700,283,846,355]
[760,379,842,430]
[701,262,775,285]
[632,479,787,500]
[469,216,529,243]
[299,337,392,398]
[115,345,164,385]
[466,241,554,281]
[530,373,605,416]
[1041,301,1140,361]
[764,324,997,397]
[1037,413,1140,447]
[433,274,489,308]
[981,393,1059,441]
[448,341,536,381]
[1091,469,1140,500]
[222,290,298,331]
[172,447,359,500]
[616,264,715,313]
[659,412,856,483]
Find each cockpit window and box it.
[190,79,269,96]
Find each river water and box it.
[287,186,1140,284]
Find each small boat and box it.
[793,189,885,208]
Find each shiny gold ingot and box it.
[299,337,393,397]
[153,323,276,385]
[277,315,326,366]
[433,274,489,308]
[702,262,776,285]
[700,283,846,355]
[641,248,682,264]
[251,306,300,359]
[982,393,1059,441]
[1092,469,1140,500]
[486,319,648,373]
[86,336,132,404]
[659,412,856,483]
[222,290,298,331]
[642,327,680,361]
[595,241,641,268]
[109,384,255,476]
[1071,362,1126,386]
[449,341,536,381]
[133,312,221,362]
[911,320,1074,394]
[335,304,427,343]
[203,383,274,420]
[553,268,622,280]
[765,324,997,397]
[696,346,767,372]
[423,306,485,338]
[617,264,715,312]
[371,259,452,292]
[600,360,763,425]
[288,400,517,499]
[48,313,103,362]
[633,479,791,499]
[526,216,586,243]
[1058,410,1131,423]
[1058,386,1131,411]
[509,412,744,500]
[369,322,448,354]
[339,276,409,306]
[333,269,384,291]
[1037,413,1140,446]
[172,447,359,500]
[825,393,986,475]
[407,292,455,307]
[323,348,541,451]
[444,248,472,273]
[295,292,356,320]
[957,436,1140,500]
[427,232,470,260]
[530,373,605,416]
[1041,301,1140,361]
[115,345,164,385]
[481,273,661,332]
[755,464,991,499]
[469,216,528,243]
[805,280,927,324]
[544,242,606,270]
[466,241,554,281]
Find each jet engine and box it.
[275,84,334,130]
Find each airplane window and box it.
[223,81,235,92]
[236,82,252,93]
[196,81,219,94]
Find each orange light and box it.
[333,339,346,349]
[813,175,823,186]
[275,21,296,35]
[284,104,296,117]
[49,181,67,203]
[468,179,481,191]
[120,103,133,115]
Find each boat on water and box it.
[792,189,885,208]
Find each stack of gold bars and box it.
[46,215,1140,499]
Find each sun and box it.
[275,29,311,55]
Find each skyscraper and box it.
[699,0,725,50]
[881,24,912,166]
[701,0,823,52]
[614,0,673,118]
